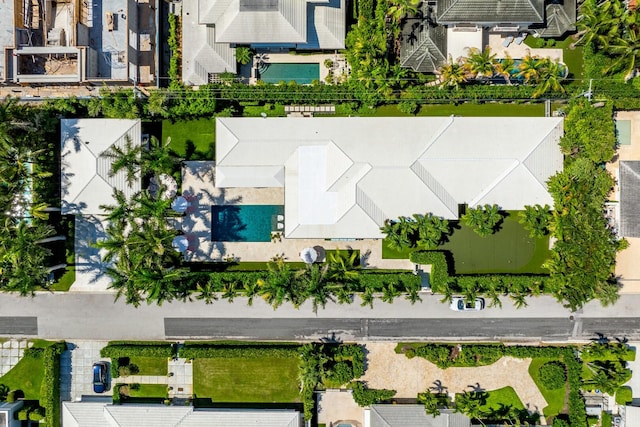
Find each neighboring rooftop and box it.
[399,3,447,73]
[216,116,564,239]
[535,0,577,38]
[197,0,346,49]
[62,403,302,427]
[368,405,471,427]
[436,0,545,25]
[619,161,640,238]
[61,118,142,215]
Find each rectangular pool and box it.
[259,63,319,84]
[211,205,284,242]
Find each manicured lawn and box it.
[372,103,545,117]
[129,357,168,376]
[129,384,167,398]
[480,386,525,412]
[440,213,550,274]
[162,118,215,160]
[193,357,300,402]
[383,212,550,274]
[529,358,566,418]
[0,341,55,400]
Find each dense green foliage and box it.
[167,14,180,88]
[538,362,567,390]
[615,386,632,405]
[461,204,504,237]
[580,342,636,362]
[350,381,396,406]
[100,343,175,359]
[180,342,299,359]
[380,213,451,250]
[41,342,65,427]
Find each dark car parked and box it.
[92,362,108,393]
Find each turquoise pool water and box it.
[211,205,284,242]
[259,63,320,84]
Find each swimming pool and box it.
[259,63,320,84]
[211,205,284,242]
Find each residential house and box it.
[365,404,471,427]
[182,0,346,85]
[1,0,158,84]
[0,401,24,427]
[62,402,302,427]
[215,116,564,239]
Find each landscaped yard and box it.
[373,103,545,117]
[193,357,300,402]
[129,384,168,398]
[479,386,525,412]
[529,358,566,418]
[0,340,56,400]
[383,211,550,274]
[162,118,215,160]
[129,357,168,376]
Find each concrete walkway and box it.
[0,340,33,376]
[361,342,548,425]
[115,358,193,399]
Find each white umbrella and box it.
[300,247,318,264]
[158,173,178,199]
[171,196,189,213]
[172,235,189,253]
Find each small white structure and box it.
[61,119,142,216]
[300,247,318,264]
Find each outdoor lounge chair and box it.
[503,36,514,47]
[514,33,526,45]
[277,222,284,230]
[277,214,284,222]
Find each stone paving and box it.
[0,340,33,376]
[361,342,549,425]
[65,340,111,401]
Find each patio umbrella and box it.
[171,196,189,213]
[172,235,189,253]
[300,247,318,264]
[158,173,178,199]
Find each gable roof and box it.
[198,0,345,49]
[620,161,640,237]
[215,116,564,239]
[399,5,447,73]
[535,0,576,38]
[436,0,545,24]
[61,119,142,215]
[62,403,301,427]
[369,405,471,427]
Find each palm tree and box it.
[415,213,450,249]
[494,53,515,84]
[533,59,567,98]
[143,136,180,177]
[519,204,552,238]
[462,204,504,237]
[235,47,253,65]
[454,391,488,426]
[418,391,441,417]
[360,287,375,308]
[387,0,421,22]
[195,278,219,304]
[604,26,640,80]
[464,47,497,80]
[437,56,468,89]
[101,134,142,187]
[327,249,360,284]
[516,53,543,83]
[380,218,412,251]
[301,263,331,313]
[381,282,402,304]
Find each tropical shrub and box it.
[615,386,632,405]
[538,362,567,389]
[350,381,396,406]
[519,205,552,238]
[167,14,181,88]
[461,204,504,237]
[179,343,299,359]
[581,342,636,362]
[100,343,175,359]
[41,342,65,427]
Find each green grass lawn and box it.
[0,340,56,400]
[129,384,167,398]
[129,357,168,376]
[372,103,545,117]
[382,212,550,274]
[529,358,566,418]
[162,118,215,160]
[480,386,525,412]
[193,357,300,402]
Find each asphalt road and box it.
[1,292,639,342]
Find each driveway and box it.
[361,342,548,423]
[62,340,112,401]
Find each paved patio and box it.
[179,161,414,270]
[361,342,548,424]
[487,33,563,62]
[317,389,363,427]
[0,340,33,376]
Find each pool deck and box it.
[179,161,413,270]
[487,34,563,62]
[251,52,349,85]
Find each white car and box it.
[450,297,485,311]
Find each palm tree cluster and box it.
[461,204,504,237]
[575,0,640,79]
[380,213,451,251]
[437,47,568,97]
[518,204,552,238]
[0,98,61,295]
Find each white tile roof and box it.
[62,403,301,427]
[216,116,564,239]
[61,119,142,215]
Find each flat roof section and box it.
[88,0,128,80]
[0,0,15,80]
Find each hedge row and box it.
[350,381,396,407]
[410,250,548,293]
[100,343,175,359]
[179,343,300,359]
[40,342,66,427]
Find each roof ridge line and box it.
[468,159,520,207]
